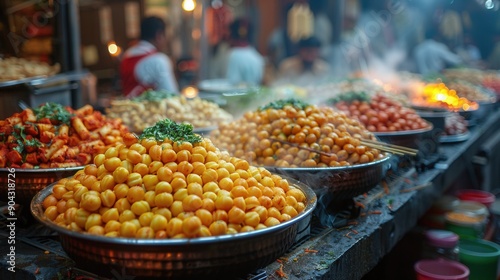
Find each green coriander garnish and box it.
[328,91,370,104]
[140,119,202,144]
[12,124,26,153]
[33,102,74,125]
[259,98,310,111]
[25,138,42,149]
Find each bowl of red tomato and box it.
[328,92,435,154]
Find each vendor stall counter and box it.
[0,71,88,119]
[1,108,500,280]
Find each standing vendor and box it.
[413,28,463,75]
[225,18,264,86]
[120,16,179,98]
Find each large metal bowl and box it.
[463,100,496,126]
[31,177,317,279]
[0,166,83,205]
[373,123,436,155]
[265,155,392,203]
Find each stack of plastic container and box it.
[416,189,500,280]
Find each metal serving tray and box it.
[31,176,317,279]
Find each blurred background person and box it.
[413,27,463,75]
[120,16,179,98]
[225,18,264,86]
[489,33,500,70]
[276,36,330,85]
[456,33,483,69]
[355,0,397,62]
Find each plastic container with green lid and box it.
[459,238,500,280]
[445,200,489,239]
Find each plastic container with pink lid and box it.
[414,259,469,280]
[423,230,460,261]
[445,201,489,239]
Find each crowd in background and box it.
[203,0,500,89]
[118,0,500,96]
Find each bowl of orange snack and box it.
[31,119,316,279]
[209,98,391,202]
[0,102,130,204]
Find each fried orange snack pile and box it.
[0,103,129,168]
[210,98,383,167]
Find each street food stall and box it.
[1,1,500,280]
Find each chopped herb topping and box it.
[33,102,73,125]
[328,91,370,104]
[25,138,42,149]
[12,124,26,152]
[140,119,202,144]
[13,142,24,154]
[133,89,176,102]
[259,98,310,111]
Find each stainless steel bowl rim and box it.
[415,110,451,118]
[411,104,481,113]
[0,166,84,173]
[264,154,391,172]
[373,122,433,137]
[439,131,471,143]
[31,177,317,246]
[221,90,260,96]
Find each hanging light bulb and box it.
[107,41,121,57]
[485,0,495,9]
[182,0,196,12]
[182,86,198,98]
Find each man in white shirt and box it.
[414,29,462,75]
[120,16,179,98]
[225,18,264,86]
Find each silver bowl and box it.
[0,166,83,205]
[373,123,435,155]
[462,100,496,126]
[265,155,392,202]
[31,177,317,279]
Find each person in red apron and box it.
[120,16,179,98]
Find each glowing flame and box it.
[415,82,479,111]
[436,92,446,101]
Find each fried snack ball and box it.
[209,102,383,168]
[41,133,308,239]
